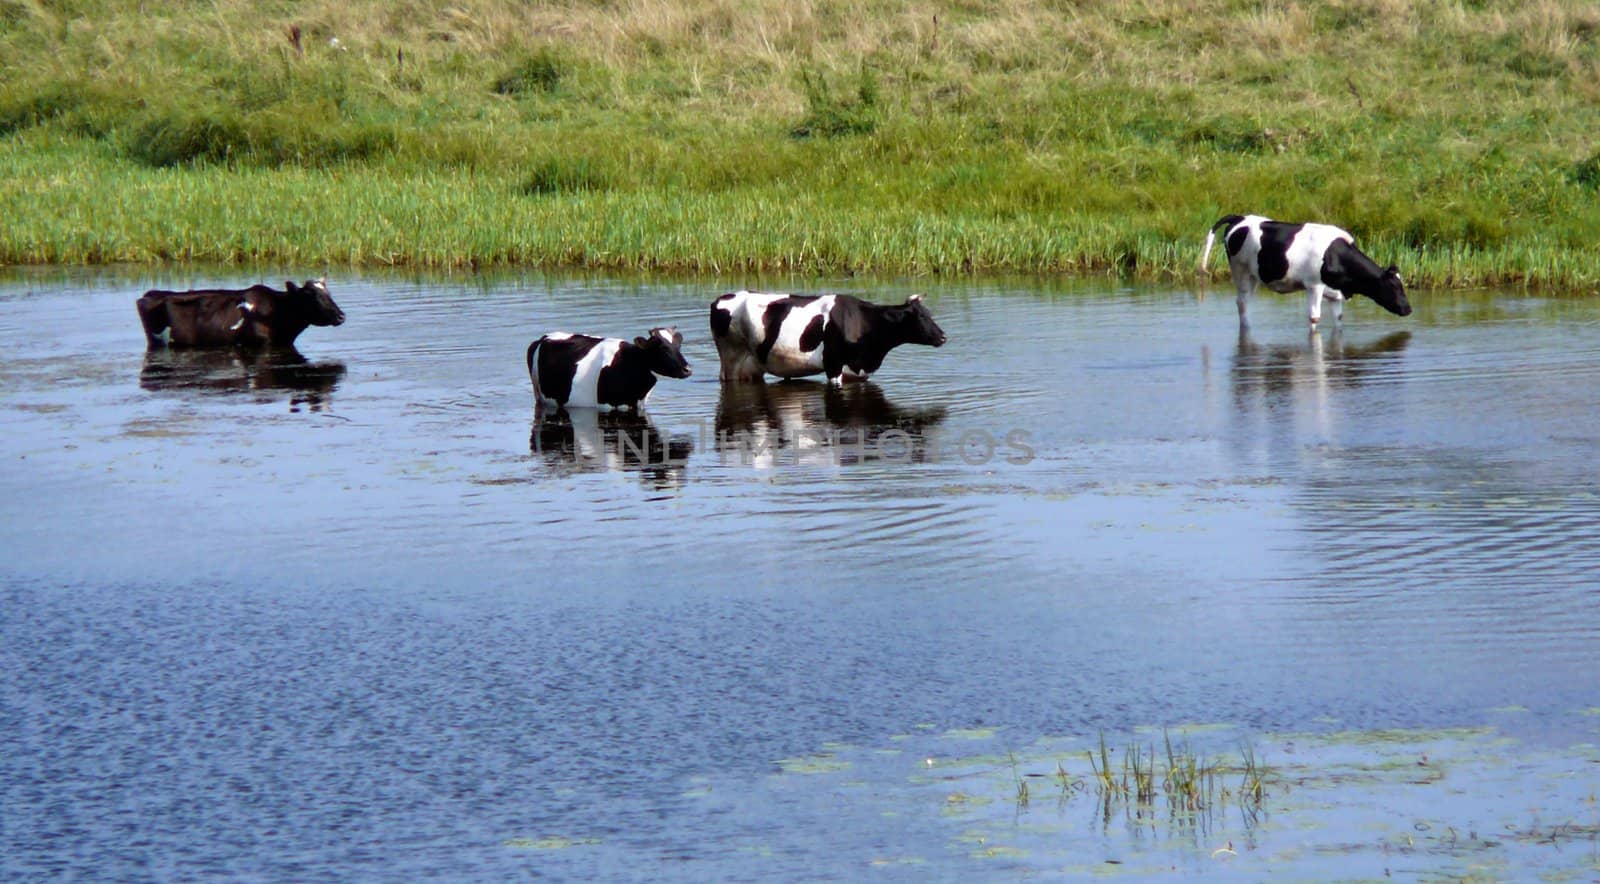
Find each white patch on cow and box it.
[713,291,834,379]
[712,292,772,381]
[713,292,775,379]
[761,295,834,378]
[563,337,626,409]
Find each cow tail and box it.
[526,338,543,396]
[1200,214,1246,272]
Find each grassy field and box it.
[3,0,1599,286]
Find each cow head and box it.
[635,327,692,379]
[290,278,346,326]
[1366,265,1411,317]
[894,294,947,347]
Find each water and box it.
[3,271,1597,878]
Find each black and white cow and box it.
[1200,214,1410,328]
[137,278,345,349]
[526,327,691,410]
[709,291,947,384]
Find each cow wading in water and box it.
[710,291,947,385]
[1200,215,1411,329]
[527,327,692,410]
[138,278,345,349]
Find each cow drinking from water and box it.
[1200,215,1410,329]
[709,291,947,385]
[527,327,691,410]
[137,278,346,349]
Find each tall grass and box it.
[3,0,1600,284]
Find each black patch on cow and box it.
[595,347,656,408]
[1255,221,1301,285]
[798,314,826,352]
[820,295,945,381]
[756,296,819,364]
[529,334,601,405]
[709,294,735,338]
[1320,238,1377,291]
[1319,239,1410,315]
[1225,225,1250,259]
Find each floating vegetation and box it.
[942,727,998,741]
[502,836,600,850]
[773,752,850,775]
[763,724,1600,877]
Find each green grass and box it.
[3,0,1600,285]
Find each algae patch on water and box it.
[773,753,850,775]
[503,836,601,850]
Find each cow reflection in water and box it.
[140,348,346,413]
[530,407,693,488]
[1228,328,1411,437]
[715,380,948,466]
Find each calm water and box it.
[2,271,1597,878]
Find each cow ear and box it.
[633,336,650,347]
[1385,264,1399,276]
[907,293,923,304]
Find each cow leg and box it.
[716,337,752,379]
[1329,295,1345,324]
[733,354,767,382]
[715,337,765,382]
[1233,277,1255,329]
[823,349,847,387]
[714,336,741,380]
[1306,285,1326,329]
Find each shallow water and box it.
[2,271,1597,878]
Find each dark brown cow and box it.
[137,278,345,349]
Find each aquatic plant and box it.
[1237,741,1266,807]
[1162,729,1212,813]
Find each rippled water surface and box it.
[3,271,1598,879]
